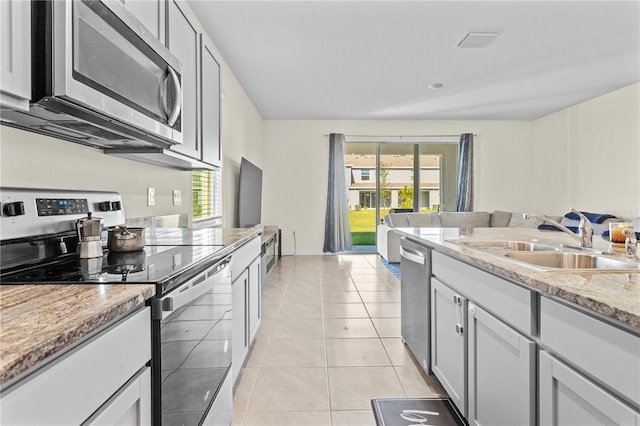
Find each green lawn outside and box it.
[348,209,390,246]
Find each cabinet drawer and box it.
[1,307,151,426]
[540,297,640,405]
[231,237,260,282]
[432,251,534,335]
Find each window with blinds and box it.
[192,169,222,222]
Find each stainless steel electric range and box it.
[0,188,233,426]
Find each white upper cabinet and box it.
[121,0,165,42]
[167,0,200,158]
[0,0,31,111]
[165,0,222,167]
[201,36,222,167]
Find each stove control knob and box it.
[3,201,25,217]
[98,201,112,211]
[111,201,122,211]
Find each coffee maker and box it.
[76,212,103,258]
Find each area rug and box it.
[381,259,401,280]
[371,398,465,426]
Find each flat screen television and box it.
[237,157,263,228]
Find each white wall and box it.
[0,125,193,220]
[531,83,640,219]
[262,120,534,254]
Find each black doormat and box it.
[371,397,466,426]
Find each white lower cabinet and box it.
[230,236,261,383]
[467,302,535,426]
[431,251,536,425]
[232,268,249,382]
[248,256,262,342]
[431,277,467,416]
[84,367,151,426]
[0,307,151,425]
[426,251,639,426]
[539,351,640,425]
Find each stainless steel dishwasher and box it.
[400,237,432,374]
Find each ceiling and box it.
[188,1,640,120]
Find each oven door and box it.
[51,0,183,144]
[151,256,232,426]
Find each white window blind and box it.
[192,168,222,221]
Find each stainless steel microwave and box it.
[1,0,183,149]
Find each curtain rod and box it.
[323,134,476,138]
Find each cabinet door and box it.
[232,270,248,383]
[467,302,535,426]
[84,367,151,426]
[167,0,199,158]
[431,277,467,416]
[539,351,640,425]
[201,36,222,167]
[121,0,165,42]
[0,0,30,111]
[248,256,261,342]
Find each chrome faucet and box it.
[523,208,593,248]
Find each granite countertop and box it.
[0,227,261,387]
[395,227,640,331]
[0,283,155,386]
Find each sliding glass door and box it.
[345,141,458,252]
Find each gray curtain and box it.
[323,133,352,253]
[456,133,474,212]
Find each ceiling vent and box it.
[456,31,501,48]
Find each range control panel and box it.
[36,198,89,216]
[1,188,126,241]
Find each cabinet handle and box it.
[456,324,464,334]
[453,295,462,305]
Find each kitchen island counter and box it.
[395,227,640,331]
[0,283,155,386]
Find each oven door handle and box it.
[158,259,231,319]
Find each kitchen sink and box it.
[503,251,640,272]
[451,239,559,252]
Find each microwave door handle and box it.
[167,66,182,126]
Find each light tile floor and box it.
[232,254,447,426]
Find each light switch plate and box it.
[147,187,155,206]
[173,190,181,206]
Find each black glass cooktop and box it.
[0,245,225,290]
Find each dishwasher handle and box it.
[400,246,426,265]
[155,257,231,320]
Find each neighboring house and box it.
[345,154,441,211]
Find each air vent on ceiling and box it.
[456,31,501,48]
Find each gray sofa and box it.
[377,210,541,263]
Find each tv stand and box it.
[261,226,280,286]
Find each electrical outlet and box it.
[173,189,181,206]
[147,187,155,206]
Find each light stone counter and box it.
[395,227,640,331]
[0,283,155,385]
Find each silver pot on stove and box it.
[107,226,146,252]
